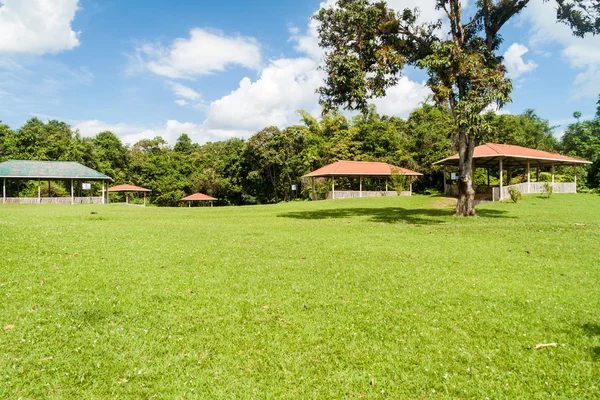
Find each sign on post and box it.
[291,185,297,191]
[82,183,91,190]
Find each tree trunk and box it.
[454,129,476,216]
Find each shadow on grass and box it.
[278,207,510,225]
[582,323,600,336]
[580,323,600,361]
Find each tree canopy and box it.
[2,101,598,206]
[314,0,600,215]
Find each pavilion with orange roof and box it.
[302,160,422,200]
[433,143,591,201]
[107,184,151,206]
[180,192,217,207]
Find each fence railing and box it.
[3,197,104,204]
[492,182,576,201]
[326,190,410,200]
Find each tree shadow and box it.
[580,323,600,361]
[278,207,510,225]
[582,323,600,336]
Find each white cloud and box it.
[481,103,512,115]
[170,82,200,100]
[503,43,538,79]
[73,119,236,147]
[0,0,80,54]
[522,0,600,98]
[136,28,261,79]
[175,99,188,106]
[202,57,323,135]
[371,76,431,117]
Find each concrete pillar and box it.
[499,159,503,200]
[574,165,577,188]
[38,180,41,203]
[331,177,335,200]
[70,179,74,205]
[2,178,5,204]
[359,176,362,197]
[552,163,555,185]
[101,181,105,204]
[311,177,316,201]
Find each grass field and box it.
[1,194,599,398]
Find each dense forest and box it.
[0,100,598,206]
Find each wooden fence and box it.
[3,197,104,204]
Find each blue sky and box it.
[0,0,598,145]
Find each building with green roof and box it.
[0,160,112,204]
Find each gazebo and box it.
[180,192,217,207]
[433,143,591,201]
[303,160,422,200]
[0,160,112,204]
[107,184,151,206]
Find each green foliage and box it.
[314,0,599,216]
[507,186,522,203]
[543,182,554,198]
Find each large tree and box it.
[315,0,600,215]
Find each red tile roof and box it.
[303,160,422,177]
[107,184,151,192]
[181,193,217,201]
[434,143,591,167]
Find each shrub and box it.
[507,187,522,203]
[543,182,553,198]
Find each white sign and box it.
[291,185,297,191]
[82,183,91,190]
[451,173,458,181]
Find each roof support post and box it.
[38,180,41,204]
[499,159,503,200]
[311,177,316,201]
[487,168,490,187]
[101,181,105,204]
[2,178,5,204]
[551,163,555,186]
[70,179,74,205]
[331,177,335,200]
[143,192,146,207]
[536,167,540,182]
[126,193,129,204]
[359,176,362,198]
[385,177,388,192]
[574,165,577,189]
[48,180,51,198]
[410,178,413,196]
[527,160,531,194]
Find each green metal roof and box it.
[0,160,112,180]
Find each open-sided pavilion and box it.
[303,160,422,200]
[0,160,112,204]
[107,184,151,206]
[433,143,591,201]
[180,192,217,207]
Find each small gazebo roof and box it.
[0,160,112,180]
[181,193,217,201]
[303,160,422,177]
[108,184,151,192]
[434,143,591,168]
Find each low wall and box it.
[326,190,410,200]
[2,197,104,204]
[493,182,576,201]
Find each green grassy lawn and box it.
[1,195,599,398]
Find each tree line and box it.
[0,101,598,206]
